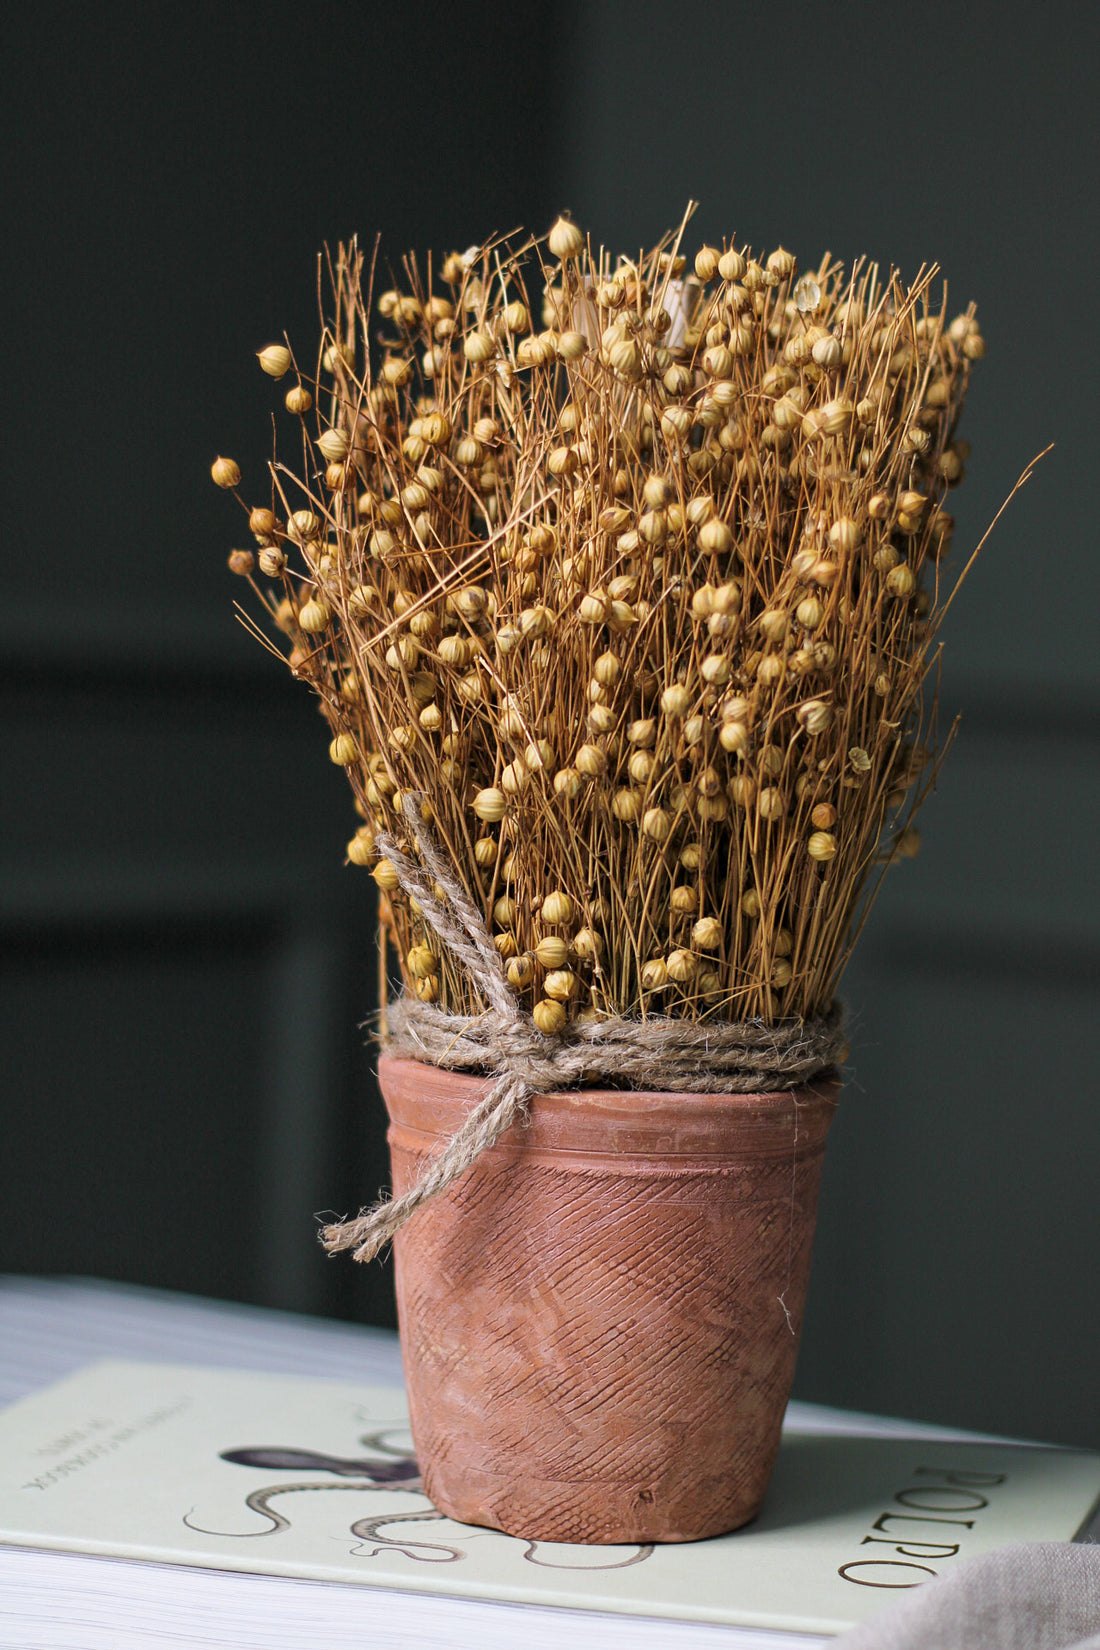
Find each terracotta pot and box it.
[379,1052,838,1544]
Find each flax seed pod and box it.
[472,787,507,822]
[464,331,495,364]
[641,806,672,843]
[557,330,588,360]
[818,398,855,436]
[548,216,585,260]
[737,889,760,920]
[521,603,554,637]
[689,246,717,281]
[808,830,837,861]
[249,507,278,541]
[772,394,803,433]
[316,429,349,464]
[608,337,640,379]
[611,788,642,822]
[533,999,567,1035]
[576,743,607,778]
[473,836,498,869]
[437,635,473,667]
[797,699,833,736]
[507,953,535,990]
[281,378,314,415]
[410,608,440,642]
[692,917,723,951]
[455,436,483,467]
[491,894,517,929]
[547,445,578,478]
[346,827,376,867]
[660,405,693,442]
[572,928,604,962]
[257,545,287,578]
[543,969,578,1002]
[691,585,716,620]
[385,636,419,672]
[719,719,748,754]
[298,597,332,632]
[406,944,437,981]
[811,334,842,368]
[702,344,735,379]
[554,767,582,799]
[541,891,575,926]
[666,949,697,984]
[257,344,292,379]
[535,936,569,970]
[500,757,530,795]
[660,683,692,718]
[288,511,321,543]
[371,858,401,894]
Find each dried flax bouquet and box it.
[213,211,988,1208]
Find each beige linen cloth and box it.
[837,1542,1100,1649]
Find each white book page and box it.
[2,1358,1098,1640]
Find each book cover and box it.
[1,1360,1097,1638]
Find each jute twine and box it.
[321,796,845,1264]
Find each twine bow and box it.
[321,795,845,1264]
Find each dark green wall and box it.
[4,1,1097,1445]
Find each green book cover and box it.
[1,1360,1097,1638]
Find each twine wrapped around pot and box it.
[321,797,846,1264]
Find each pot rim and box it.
[378,1053,839,1161]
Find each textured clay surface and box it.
[380,1055,838,1544]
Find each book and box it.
[1,1359,1097,1649]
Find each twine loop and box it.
[321,796,845,1263]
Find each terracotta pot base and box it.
[380,1054,838,1544]
[422,1460,773,1546]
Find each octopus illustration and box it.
[183,1424,654,1570]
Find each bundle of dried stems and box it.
[214,207,991,1034]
